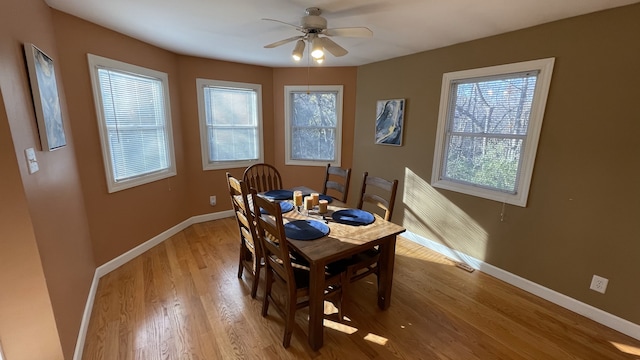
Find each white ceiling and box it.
[45,0,638,68]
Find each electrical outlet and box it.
[590,274,608,294]
[209,196,216,206]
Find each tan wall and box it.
[175,60,357,214]
[353,3,640,324]
[0,0,95,358]
[272,68,358,195]
[176,56,275,214]
[0,91,64,359]
[51,11,191,266]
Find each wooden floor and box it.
[82,218,640,359]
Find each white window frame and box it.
[284,85,343,167]
[87,54,176,193]
[431,58,555,207]
[196,79,264,170]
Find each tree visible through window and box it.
[196,79,263,170]
[432,58,555,207]
[285,85,343,166]
[444,74,536,193]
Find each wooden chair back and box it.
[322,163,351,203]
[252,193,294,285]
[226,172,262,298]
[243,163,283,192]
[357,172,399,221]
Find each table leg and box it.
[377,235,397,309]
[308,261,326,350]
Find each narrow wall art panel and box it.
[24,43,66,151]
[375,98,405,146]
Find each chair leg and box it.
[339,272,348,320]
[262,270,272,317]
[250,262,261,299]
[283,296,296,348]
[237,244,245,279]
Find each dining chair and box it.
[251,190,344,348]
[357,171,398,221]
[226,172,262,298]
[243,163,283,193]
[343,172,398,310]
[321,163,351,203]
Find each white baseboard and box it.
[73,210,234,360]
[401,230,640,342]
[72,271,100,360]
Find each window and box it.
[87,54,176,193]
[284,85,343,166]
[196,79,263,170]
[431,58,555,207]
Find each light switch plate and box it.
[25,147,39,174]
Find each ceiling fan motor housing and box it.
[302,7,327,31]
[302,15,327,31]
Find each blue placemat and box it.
[260,201,294,215]
[331,209,375,226]
[284,220,330,240]
[319,194,333,203]
[263,189,293,200]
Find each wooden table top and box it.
[256,186,405,263]
[280,201,406,264]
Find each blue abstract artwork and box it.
[375,99,405,146]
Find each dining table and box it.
[267,186,406,351]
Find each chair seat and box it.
[354,248,380,261]
[327,248,380,272]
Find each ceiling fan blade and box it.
[264,35,304,49]
[323,27,373,38]
[320,37,348,57]
[261,18,303,32]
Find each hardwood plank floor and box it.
[82,218,640,359]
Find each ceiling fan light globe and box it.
[311,37,324,59]
[315,55,325,64]
[292,40,305,61]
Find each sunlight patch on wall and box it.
[402,167,488,260]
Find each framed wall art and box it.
[24,43,66,151]
[375,98,405,146]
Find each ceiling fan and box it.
[262,7,372,63]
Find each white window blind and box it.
[196,79,263,170]
[88,54,176,193]
[432,58,555,207]
[98,69,170,181]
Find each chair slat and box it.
[322,163,351,203]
